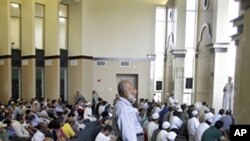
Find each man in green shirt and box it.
[0,122,8,141]
[202,120,227,141]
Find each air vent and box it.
[120,61,130,67]
[96,61,106,67]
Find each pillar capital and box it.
[170,49,186,58]
[206,42,229,53]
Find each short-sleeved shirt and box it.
[61,123,75,138]
[201,126,222,141]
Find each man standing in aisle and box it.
[113,80,144,141]
[222,77,234,111]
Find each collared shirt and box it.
[195,123,210,141]
[31,130,45,141]
[12,120,30,138]
[156,130,168,141]
[187,117,200,140]
[114,97,143,141]
[170,116,183,130]
[31,113,41,127]
[61,123,75,138]
[95,132,111,141]
[220,115,233,130]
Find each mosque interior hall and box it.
[0,0,250,125]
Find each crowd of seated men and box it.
[0,91,233,141]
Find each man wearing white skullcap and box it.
[147,113,159,141]
[195,115,213,141]
[169,110,183,130]
[156,121,170,141]
[187,110,200,141]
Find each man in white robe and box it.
[156,121,170,141]
[222,77,234,111]
[187,110,200,141]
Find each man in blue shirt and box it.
[113,80,144,141]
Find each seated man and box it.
[95,125,116,141]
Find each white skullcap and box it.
[108,113,113,118]
[194,102,202,111]
[204,113,214,122]
[152,113,159,120]
[192,110,198,116]
[162,121,170,129]
[206,117,213,123]
[167,131,177,141]
[177,108,183,113]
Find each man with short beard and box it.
[113,80,144,141]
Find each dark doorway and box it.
[60,67,67,101]
[36,68,44,99]
[12,67,21,100]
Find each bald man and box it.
[113,80,144,141]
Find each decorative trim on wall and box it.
[69,55,154,62]
[68,55,93,60]
[45,55,60,59]
[209,48,228,53]
[22,55,36,59]
[206,42,230,48]
[207,42,229,54]
[231,14,244,46]
[94,57,153,62]
[0,55,11,59]
[231,15,244,27]
[196,23,212,51]
[170,49,186,58]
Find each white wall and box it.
[91,0,160,58]
[93,61,150,104]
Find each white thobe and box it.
[187,117,200,141]
[169,116,183,130]
[147,121,159,141]
[212,114,222,126]
[194,123,209,141]
[32,130,45,141]
[95,132,111,141]
[222,82,233,110]
[156,130,168,141]
[84,107,97,121]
